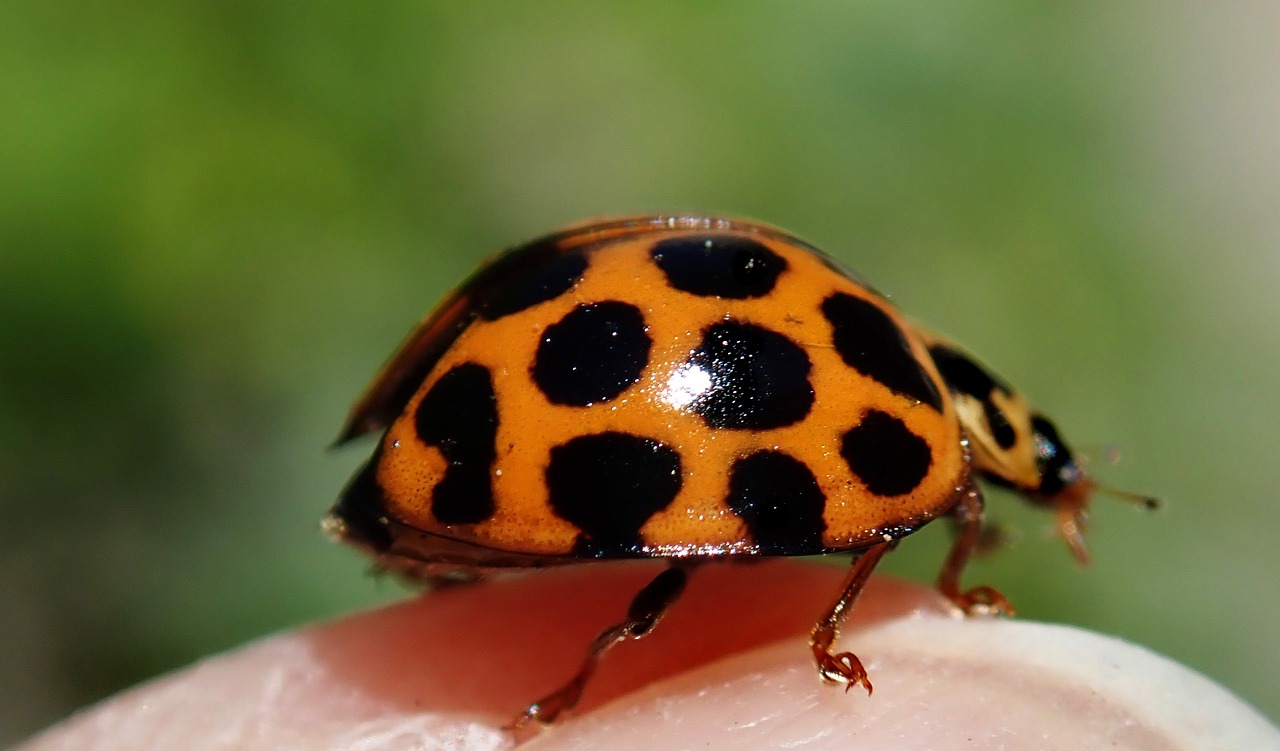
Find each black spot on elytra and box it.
[726,451,828,554]
[546,432,682,556]
[650,234,786,298]
[331,446,393,551]
[841,409,932,496]
[821,292,944,411]
[928,345,1017,449]
[413,363,499,524]
[686,321,814,430]
[477,251,588,321]
[533,302,651,406]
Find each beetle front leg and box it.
[511,565,688,730]
[809,541,893,696]
[937,483,1014,616]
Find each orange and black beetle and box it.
[326,215,1155,727]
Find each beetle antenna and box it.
[1097,482,1161,511]
[1074,445,1160,511]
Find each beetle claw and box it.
[817,650,874,696]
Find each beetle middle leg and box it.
[512,565,689,729]
[937,483,1014,616]
[809,540,893,695]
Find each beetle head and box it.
[1028,413,1159,564]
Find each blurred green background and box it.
[3,2,1278,744]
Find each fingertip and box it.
[17,561,932,750]
[27,561,1272,751]
[533,619,1280,751]
[310,560,947,720]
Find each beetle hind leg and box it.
[809,541,894,696]
[511,565,688,730]
[938,483,1014,616]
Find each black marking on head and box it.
[686,321,815,430]
[927,345,1013,397]
[1030,414,1077,497]
[983,402,1017,449]
[533,301,652,406]
[821,293,943,411]
[928,344,1017,449]
[413,362,499,524]
[650,234,787,299]
[331,447,393,551]
[726,451,828,554]
[546,432,682,556]
[477,251,588,321]
[841,409,933,496]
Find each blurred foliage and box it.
[2,1,1278,744]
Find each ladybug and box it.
[327,215,1155,727]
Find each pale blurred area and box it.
[1,3,1277,744]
